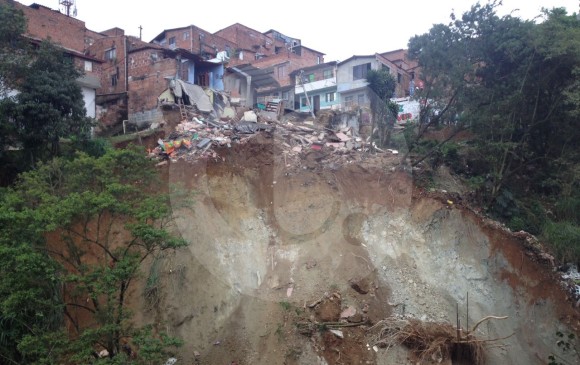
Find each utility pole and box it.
[298,70,315,118]
[139,25,143,40]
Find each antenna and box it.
[59,0,77,17]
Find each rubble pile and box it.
[149,108,400,167]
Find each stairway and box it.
[265,99,282,115]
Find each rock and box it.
[194,351,200,357]
[243,111,258,123]
[350,277,371,294]
[348,313,363,323]
[340,306,357,318]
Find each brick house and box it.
[3,0,104,118]
[88,30,223,132]
[216,24,324,108]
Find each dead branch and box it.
[470,316,508,334]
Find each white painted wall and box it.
[81,86,96,118]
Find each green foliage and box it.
[366,69,396,101]
[132,325,183,365]
[279,301,291,311]
[408,3,580,212]
[555,196,580,225]
[548,331,579,365]
[366,69,398,147]
[0,146,188,363]
[0,9,96,180]
[507,201,547,235]
[10,41,94,162]
[0,2,28,96]
[542,221,580,266]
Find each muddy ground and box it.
[126,134,580,365]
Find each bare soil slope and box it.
[129,134,579,365]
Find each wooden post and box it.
[466,291,469,336]
[456,302,461,341]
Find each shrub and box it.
[542,220,580,266]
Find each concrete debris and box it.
[243,110,258,123]
[340,306,357,318]
[164,358,177,365]
[329,329,344,338]
[149,104,401,167]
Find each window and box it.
[344,95,354,107]
[397,73,402,84]
[277,65,286,78]
[353,63,371,80]
[325,92,335,103]
[84,60,92,72]
[382,64,390,73]
[169,37,176,46]
[183,32,189,40]
[323,69,333,79]
[111,74,118,87]
[317,56,321,64]
[357,93,365,105]
[282,91,289,100]
[301,97,308,107]
[105,48,116,61]
[307,74,315,83]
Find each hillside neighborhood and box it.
[2,1,580,365]
[4,0,420,135]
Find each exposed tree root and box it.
[367,316,511,365]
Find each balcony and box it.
[295,76,336,94]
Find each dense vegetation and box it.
[399,1,579,266]
[0,4,186,364]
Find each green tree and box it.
[1,3,95,181]
[9,41,93,163]
[0,146,187,364]
[407,2,580,205]
[366,69,398,147]
[0,2,28,96]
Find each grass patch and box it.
[542,220,580,266]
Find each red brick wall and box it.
[7,0,106,53]
[157,26,236,59]
[251,52,322,87]
[127,49,177,114]
[215,24,277,57]
[88,36,127,95]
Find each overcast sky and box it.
[23,0,579,62]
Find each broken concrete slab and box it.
[196,138,212,149]
[340,306,357,318]
[243,111,258,123]
[221,107,236,120]
[335,132,351,142]
[175,80,213,113]
[329,329,343,338]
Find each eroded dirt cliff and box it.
[128,134,579,365]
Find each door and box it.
[313,95,320,114]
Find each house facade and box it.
[336,52,416,111]
[291,61,338,113]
